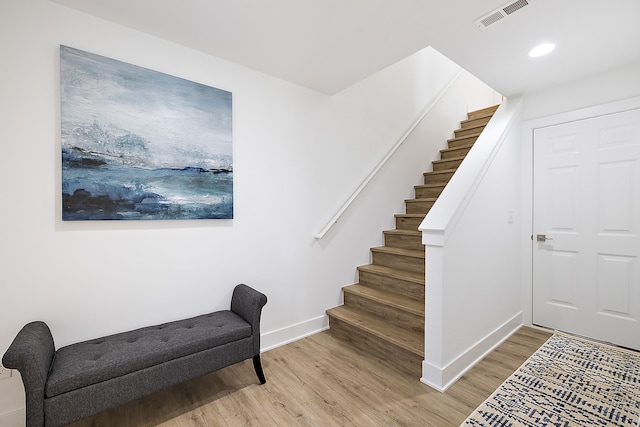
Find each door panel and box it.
[549,250,578,308]
[533,109,640,350]
[596,254,636,318]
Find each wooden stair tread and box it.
[449,132,481,140]
[357,264,425,284]
[424,168,457,175]
[450,131,481,141]
[344,284,424,316]
[461,113,493,128]
[370,246,424,259]
[326,305,424,357]
[467,104,500,119]
[456,123,486,132]
[405,197,437,203]
[454,126,486,138]
[441,143,474,153]
[415,183,446,189]
[432,155,466,164]
[383,229,421,237]
[448,134,481,146]
[394,213,425,220]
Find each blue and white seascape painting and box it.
[60,45,233,220]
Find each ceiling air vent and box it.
[474,0,534,30]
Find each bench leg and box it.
[253,355,266,384]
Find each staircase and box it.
[326,104,500,376]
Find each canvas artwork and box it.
[60,45,233,220]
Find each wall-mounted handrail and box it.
[314,69,463,239]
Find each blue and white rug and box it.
[462,332,640,426]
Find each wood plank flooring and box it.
[69,326,552,427]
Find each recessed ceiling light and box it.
[529,43,555,58]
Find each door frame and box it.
[520,96,640,328]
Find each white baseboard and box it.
[260,314,329,352]
[421,312,523,392]
[0,407,25,427]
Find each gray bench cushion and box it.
[46,310,251,397]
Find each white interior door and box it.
[533,109,640,350]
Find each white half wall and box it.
[0,1,499,423]
[420,97,524,391]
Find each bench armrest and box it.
[231,284,267,354]
[3,321,55,427]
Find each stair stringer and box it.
[419,96,525,391]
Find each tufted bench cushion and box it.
[46,310,251,397]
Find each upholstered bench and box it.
[3,284,267,427]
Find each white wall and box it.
[420,97,523,391]
[522,60,640,121]
[0,1,497,422]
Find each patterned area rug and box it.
[462,332,640,426]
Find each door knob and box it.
[536,234,553,242]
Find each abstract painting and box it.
[60,45,233,220]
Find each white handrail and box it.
[314,69,463,239]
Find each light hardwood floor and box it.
[70,326,552,427]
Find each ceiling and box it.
[49,0,640,96]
